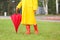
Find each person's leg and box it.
[34,24,38,34]
[26,24,30,34]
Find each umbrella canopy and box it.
[11,13,22,33]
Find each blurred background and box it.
[0,0,60,16]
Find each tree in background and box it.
[48,0,56,14]
[0,0,8,16]
[0,0,59,16]
[38,0,48,15]
[39,0,57,15]
[42,0,48,15]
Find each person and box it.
[16,0,38,34]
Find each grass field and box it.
[0,19,60,40]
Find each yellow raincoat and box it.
[16,0,38,25]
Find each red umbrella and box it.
[11,13,22,33]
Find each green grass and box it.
[0,19,60,40]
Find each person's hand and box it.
[16,8,19,14]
